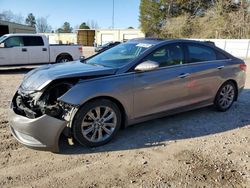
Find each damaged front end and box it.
[11,80,79,150]
[13,81,77,119]
[9,61,117,152]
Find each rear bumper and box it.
[9,109,67,152]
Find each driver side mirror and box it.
[135,60,159,72]
[0,43,5,48]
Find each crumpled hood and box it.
[20,61,116,91]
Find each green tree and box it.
[139,0,167,37]
[25,13,36,27]
[79,22,90,29]
[57,22,73,33]
[160,0,250,39]
[176,0,214,16]
[139,0,219,36]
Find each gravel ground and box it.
[0,61,249,188]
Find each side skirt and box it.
[127,100,214,126]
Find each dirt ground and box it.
[0,61,250,188]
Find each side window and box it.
[187,44,216,63]
[23,36,44,46]
[145,44,184,67]
[216,51,229,60]
[4,37,24,48]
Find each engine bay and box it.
[12,81,77,120]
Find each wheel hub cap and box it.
[81,106,117,142]
[218,84,235,109]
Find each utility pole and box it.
[112,0,115,29]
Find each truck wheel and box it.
[56,55,72,63]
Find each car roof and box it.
[128,38,215,47]
[128,38,166,45]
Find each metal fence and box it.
[194,39,250,59]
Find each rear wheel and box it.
[72,99,121,147]
[56,55,72,63]
[214,81,237,112]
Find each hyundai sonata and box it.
[9,38,246,152]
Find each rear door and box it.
[23,36,49,64]
[133,43,191,118]
[0,36,28,65]
[183,43,229,104]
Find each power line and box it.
[112,0,114,29]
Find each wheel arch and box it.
[215,79,239,102]
[56,53,73,62]
[77,96,128,129]
[225,79,238,101]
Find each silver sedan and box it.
[10,38,247,152]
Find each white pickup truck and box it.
[0,34,82,66]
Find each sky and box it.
[0,0,140,30]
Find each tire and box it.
[72,99,121,147]
[56,55,72,63]
[214,81,237,112]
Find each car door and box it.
[183,43,229,104]
[0,36,28,65]
[133,43,191,118]
[23,36,49,64]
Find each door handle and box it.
[178,73,190,78]
[42,48,47,51]
[22,48,27,52]
[217,66,225,70]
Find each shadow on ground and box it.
[0,67,33,74]
[60,88,250,155]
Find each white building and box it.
[95,29,145,45]
[77,29,145,46]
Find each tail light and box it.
[239,63,247,71]
[78,47,83,53]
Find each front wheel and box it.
[214,81,237,112]
[72,99,121,147]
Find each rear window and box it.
[187,44,216,63]
[23,36,44,46]
[216,51,229,60]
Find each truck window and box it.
[23,36,44,46]
[5,37,24,48]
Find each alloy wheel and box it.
[218,84,235,109]
[81,106,117,142]
[59,58,69,62]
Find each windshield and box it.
[0,35,7,43]
[86,42,153,68]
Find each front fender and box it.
[58,74,134,119]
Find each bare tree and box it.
[0,10,14,21]
[0,10,24,24]
[13,13,24,24]
[74,24,80,32]
[36,17,52,33]
[86,20,99,29]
